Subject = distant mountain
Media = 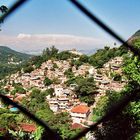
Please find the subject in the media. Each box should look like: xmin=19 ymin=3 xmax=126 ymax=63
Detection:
xmin=0 ymin=46 xmax=32 ymax=63
xmin=132 ymin=30 xmax=140 ymax=38
xmin=0 ymin=46 xmax=32 ymax=79
xmin=128 ymin=30 xmax=140 ymax=44
xmin=78 ymin=49 xmax=97 ymax=55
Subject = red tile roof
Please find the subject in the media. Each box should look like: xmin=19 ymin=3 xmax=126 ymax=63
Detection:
xmin=14 ymin=94 xmax=26 ymax=102
xmin=0 ymin=128 xmax=6 ymax=132
xmin=20 ymin=123 xmax=36 ymax=133
xmin=71 ymin=123 xmax=85 ymax=129
xmin=71 ymin=105 xmax=90 ymax=114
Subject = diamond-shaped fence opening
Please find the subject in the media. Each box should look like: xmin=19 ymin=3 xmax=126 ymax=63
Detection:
xmin=0 ymin=0 xmax=139 ymax=140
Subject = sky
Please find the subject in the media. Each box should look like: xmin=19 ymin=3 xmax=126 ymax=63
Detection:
xmin=0 ymin=0 xmax=140 ymax=54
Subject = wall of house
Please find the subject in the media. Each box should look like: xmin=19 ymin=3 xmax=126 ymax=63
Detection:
xmin=50 ymin=105 xmax=59 ymax=112
xmin=70 ymin=112 xmax=87 ymax=119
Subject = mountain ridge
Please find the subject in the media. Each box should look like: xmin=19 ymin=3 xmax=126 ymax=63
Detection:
xmin=0 ymin=46 xmax=32 ymax=63
xmin=0 ymin=46 xmax=32 ymax=79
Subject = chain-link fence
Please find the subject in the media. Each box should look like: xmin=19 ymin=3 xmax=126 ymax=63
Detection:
xmin=0 ymin=0 xmax=139 ymax=140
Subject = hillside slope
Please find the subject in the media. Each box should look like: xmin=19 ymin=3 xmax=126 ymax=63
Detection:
xmin=0 ymin=46 xmax=31 ymax=63
xmin=89 ymin=30 xmax=140 ymax=68
xmin=0 ymin=46 xmax=32 ymax=79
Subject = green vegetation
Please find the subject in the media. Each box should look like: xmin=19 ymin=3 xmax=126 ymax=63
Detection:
xmin=56 ymin=51 xmax=78 ymax=60
xmin=93 ymin=37 xmax=140 ymax=139
xmin=110 ymin=72 xmax=122 ymax=81
xmin=0 ymin=46 xmax=31 ymax=79
xmin=0 ymin=64 xmax=20 ymax=79
xmin=0 ymin=46 xmax=31 ymax=63
xmin=0 ymin=108 xmax=17 ymax=130
xmin=70 ymin=59 xmax=83 ymax=68
xmin=1 ymin=30 xmax=140 ymax=139
xmin=11 ymin=83 xmax=26 ymax=95
xmin=23 ymin=65 xmax=34 ymax=73
xmin=26 ymin=46 xmax=79 ymax=70
xmin=53 ymin=63 xmax=58 ymax=69
xmin=89 ymin=46 xmax=127 ymax=68
xmin=64 ymin=68 xmax=74 ymax=78
xmin=132 ymin=30 xmax=140 ymax=38
xmin=44 ymin=77 xmax=53 ymax=86
xmin=21 ymin=88 xmax=80 ymax=139
xmin=66 ymin=76 xmax=97 ymax=105
xmin=75 ymin=77 xmax=97 ymax=105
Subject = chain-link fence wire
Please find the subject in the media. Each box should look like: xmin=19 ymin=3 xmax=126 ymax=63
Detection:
xmin=0 ymin=0 xmax=139 ymax=140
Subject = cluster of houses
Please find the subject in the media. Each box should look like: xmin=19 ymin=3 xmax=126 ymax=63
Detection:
xmin=103 ymin=56 xmax=123 ymax=73
xmin=7 ymin=57 xmax=22 ymax=65
xmin=8 ymin=58 xmax=91 ymax=90
xmin=46 ymin=85 xmax=91 ymax=124
xmin=89 ymin=57 xmax=125 ymax=92
xmin=0 ymin=55 xmax=126 ymax=128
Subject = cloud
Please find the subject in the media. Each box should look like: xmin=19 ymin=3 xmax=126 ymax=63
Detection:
xmin=0 ymin=33 xmax=107 ymax=54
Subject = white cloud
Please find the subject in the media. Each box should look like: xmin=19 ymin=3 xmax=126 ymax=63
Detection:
xmin=17 ymin=34 xmax=31 ymax=39
xmin=0 ymin=33 xmax=107 ymax=54
xmin=16 ymin=33 xmax=104 ymax=45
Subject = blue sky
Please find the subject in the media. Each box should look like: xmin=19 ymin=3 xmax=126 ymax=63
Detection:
xmin=0 ymin=0 xmax=140 ymax=53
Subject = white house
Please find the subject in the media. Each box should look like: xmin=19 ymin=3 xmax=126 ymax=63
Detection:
xmin=70 ymin=104 xmax=90 ymax=123
xmin=58 ymin=96 xmax=69 ymax=110
xmin=54 ymin=87 xmax=64 ymax=97
xmin=48 ymin=98 xmax=59 ymax=112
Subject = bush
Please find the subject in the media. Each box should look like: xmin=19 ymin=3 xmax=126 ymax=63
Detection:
xmin=23 ymin=65 xmax=34 ymax=73
xmin=44 ymin=77 xmax=53 ymax=86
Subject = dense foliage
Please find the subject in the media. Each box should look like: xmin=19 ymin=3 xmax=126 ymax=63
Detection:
xmin=0 ymin=46 xmax=31 ymax=79
xmin=89 ymin=46 xmax=127 ymax=68
xmin=64 ymin=68 xmax=74 ymax=78
xmin=66 ymin=76 xmax=97 ymax=105
xmin=0 ymin=46 xmax=31 ymax=63
xmin=21 ymin=88 xmax=81 ymax=139
xmin=1 ymin=29 xmax=140 ymax=139
xmin=93 ymin=37 xmax=140 ymax=139
xmin=44 ymin=77 xmax=53 ymax=86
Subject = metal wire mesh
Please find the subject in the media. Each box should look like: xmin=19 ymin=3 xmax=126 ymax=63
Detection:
xmin=0 ymin=0 xmax=139 ymax=140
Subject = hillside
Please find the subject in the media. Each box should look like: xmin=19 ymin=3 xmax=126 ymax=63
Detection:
xmin=132 ymin=30 xmax=140 ymax=38
xmin=0 ymin=31 xmax=140 ymax=139
xmin=127 ymin=30 xmax=140 ymax=45
xmin=89 ymin=29 xmax=140 ymax=68
xmin=0 ymin=46 xmax=32 ymax=79
xmin=0 ymin=46 xmax=31 ymax=63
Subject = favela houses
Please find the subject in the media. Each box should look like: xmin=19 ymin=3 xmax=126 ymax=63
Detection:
xmin=0 ymin=1 xmax=140 ymax=140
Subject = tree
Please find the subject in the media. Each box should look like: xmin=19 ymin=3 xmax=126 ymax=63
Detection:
xmin=79 ymin=55 xmax=89 ymax=63
xmin=53 ymin=63 xmax=58 ymax=69
xmin=33 ymin=126 xmax=44 ymax=140
xmin=75 ymin=77 xmax=97 ymax=105
xmin=0 ymin=108 xmax=18 ymax=136
xmin=56 ymin=51 xmax=78 ymax=60
xmin=44 ymin=77 xmax=52 ymax=86
xmin=64 ymin=68 xmax=74 ymax=78
xmin=42 ymin=46 xmax=58 ymax=59
xmin=22 ymin=88 xmax=51 ymax=113
xmin=89 ymin=46 xmax=126 ymax=68
xmin=93 ymin=38 xmax=140 ymax=139
xmin=11 ymin=85 xmax=26 ymax=95
xmin=93 ymin=88 xmax=138 ymax=140
xmin=23 ymin=65 xmax=34 ymax=73
xmin=113 ymin=73 xmax=122 ymax=81
xmin=41 ymin=88 xmax=54 ymax=97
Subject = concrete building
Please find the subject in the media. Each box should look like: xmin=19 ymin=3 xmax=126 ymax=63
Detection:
xmin=70 ymin=104 xmax=90 ymax=123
